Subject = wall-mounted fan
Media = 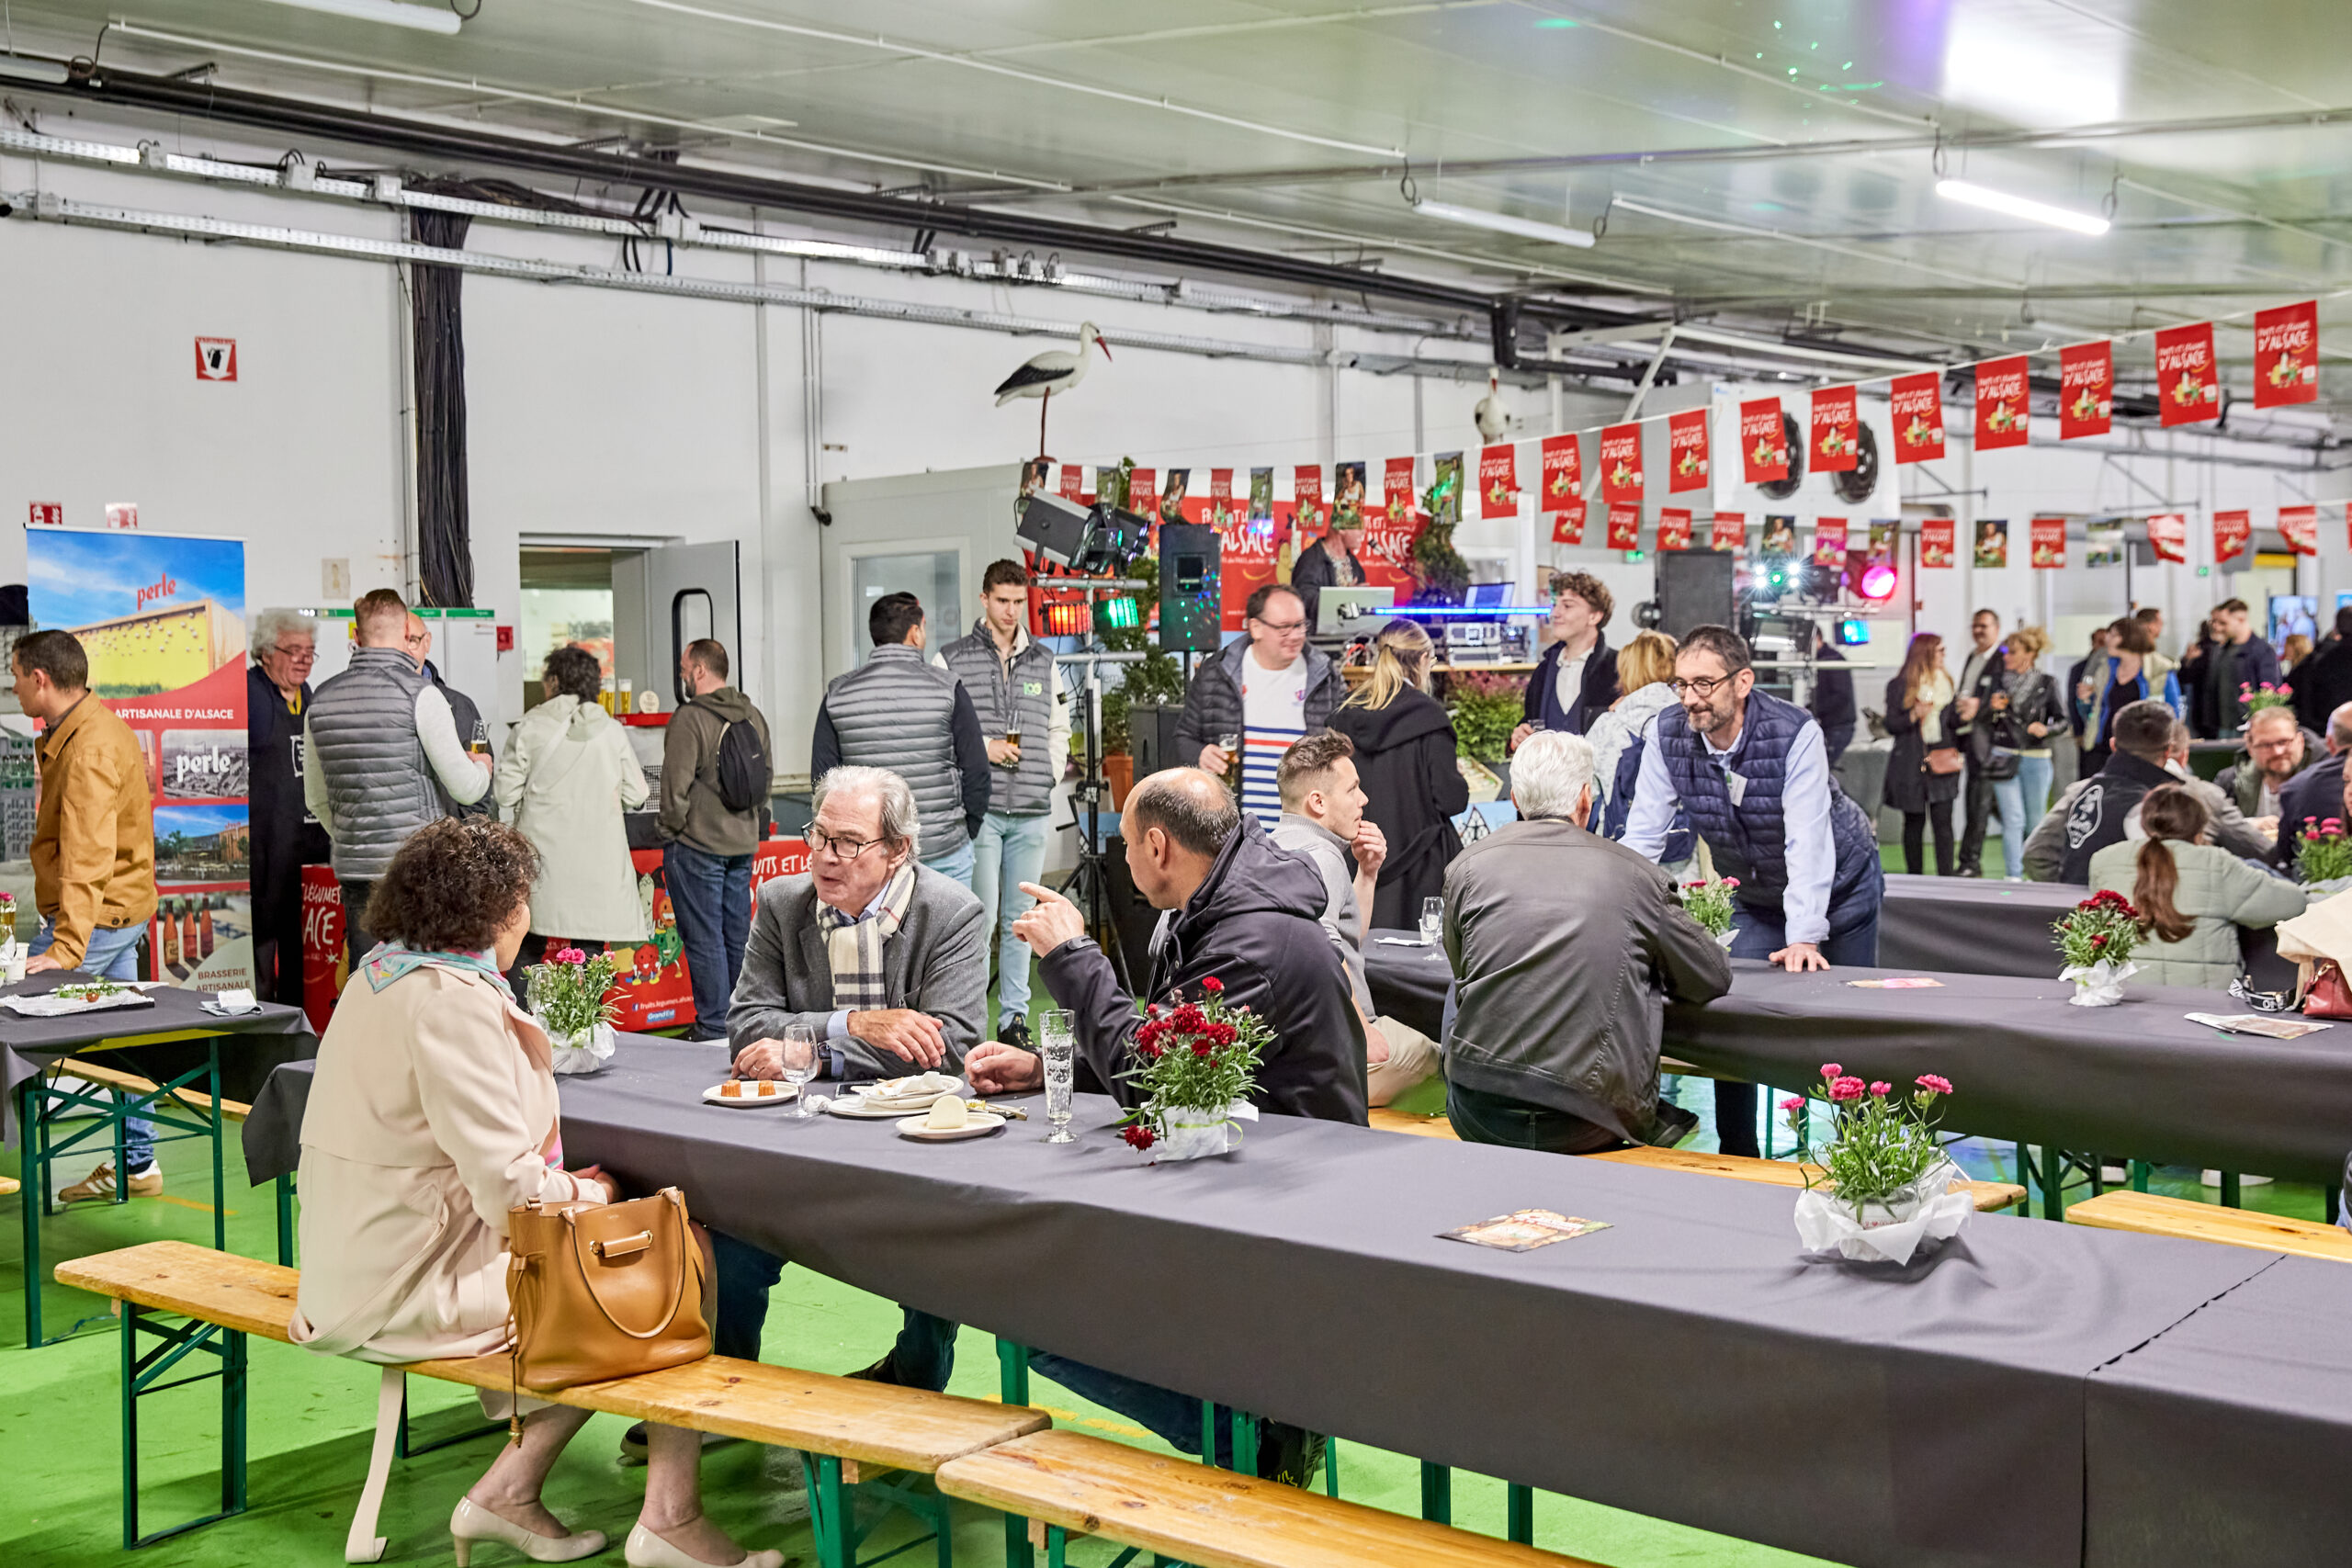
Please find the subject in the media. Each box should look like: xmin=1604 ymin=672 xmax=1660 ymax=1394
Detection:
xmin=1756 ymin=410 xmax=1804 ymax=501
xmin=1832 ymin=422 xmax=1881 ymax=505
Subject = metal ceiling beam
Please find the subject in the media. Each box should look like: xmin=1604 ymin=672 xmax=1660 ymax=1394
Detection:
xmin=18 ymin=63 xmax=1644 ymax=323
xmin=944 ymin=104 xmax=2352 ymax=204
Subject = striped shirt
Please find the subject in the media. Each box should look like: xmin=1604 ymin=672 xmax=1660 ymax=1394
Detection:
xmin=1238 ymin=650 xmax=1309 ymax=822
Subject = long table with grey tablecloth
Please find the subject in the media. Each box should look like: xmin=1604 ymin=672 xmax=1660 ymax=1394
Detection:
xmin=3 ymin=977 xmax=314 ymax=1145
xmin=241 ymin=1038 xmax=2352 ymax=1568
xmin=1877 ymin=872 xmax=2301 ymax=991
xmin=1667 ymin=960 xmax=2352 ymax=1184
xmin=1362 ymin=928 xmax=1452 ymax=1040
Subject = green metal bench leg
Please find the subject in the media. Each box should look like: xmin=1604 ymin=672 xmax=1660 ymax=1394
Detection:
xmin=999 ymin=1340 xmax=1034 ymax=1568
xmin=808 ymin=1454 xmax=854 ymax=1568
xmin=21 ymin=1077 xmax=42 ymax=1348
xmin=1045 ymin=1523 xmax=1068 ymax=1568
xmin=2046 ymin=1149 xmax=2068 ymax=1221
xmin=119 ymin=1301 xmax=248 ymax=1549
xmin=1419 ymin=1461 xmax=1452 ymax=1524
xmin=1323 ymin=1437 xmax=1339 ymax=1497
xmin=2221 ymin=1172 xmax=2242 ymax=1208
xmin=2329 ymin=1185 xmax=2342 ymax=1224
xmin=2131 ymin=1160 xmax=2151 ymax=1193
xmin=1507 ymin=1483 xmax=1533 ymax=1543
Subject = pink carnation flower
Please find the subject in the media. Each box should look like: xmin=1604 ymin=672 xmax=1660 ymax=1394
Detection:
xmin=1779 ymin=1096 xmax=1806 ymax=1112
xmin=1828 ymin=1076 xmax=1866 ymax=1102
xmin=1916 ymin=1073 xmax=1954 ymax=1096
xmin=1819 ymin=1062 xmax=1843 ymax=1079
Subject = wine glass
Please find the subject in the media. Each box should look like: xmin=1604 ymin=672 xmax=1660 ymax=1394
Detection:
xmin=781 ymin=1021 xmax=820 ymax=1119
xmin=1419 ymin=897 xmax=1445 ymax=948
xmin=1039 ymin=1010 xmax=1076 ymax=1145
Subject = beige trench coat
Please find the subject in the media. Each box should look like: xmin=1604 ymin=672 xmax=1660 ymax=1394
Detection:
xmin=290 ymin=961 xmax=593 ymax=1365
xmin=495 ymin=694 xmax=651 ymax=943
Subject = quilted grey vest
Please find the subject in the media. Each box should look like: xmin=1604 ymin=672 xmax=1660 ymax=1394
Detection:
xmin=938 ymin=623 xmax=1057 ymax=817
xmin=308 ymin=646 xmax=437 ymax=880
xmin=824 ymin=644 xmax=965 ymax=858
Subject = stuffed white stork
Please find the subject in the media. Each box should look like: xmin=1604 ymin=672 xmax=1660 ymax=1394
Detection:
xmin=1474 ymin=367 xmax=1513 ymax=443
xmin=995 ymin=321 xmax=1111 ymax=455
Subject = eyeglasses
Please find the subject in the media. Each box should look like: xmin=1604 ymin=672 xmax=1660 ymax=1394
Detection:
xmin=270 ymin=643 xmax=316 ymax=661
xmin=1667 ymin=674 xmax=1736 ymax=697
xmin=807 ymin=825 xmax=886 ymax=861
xmin=2228 ymin=976 xmax=2294 ymax=1013
xmin=1253 ymin=618 xmax=1307 ymax=635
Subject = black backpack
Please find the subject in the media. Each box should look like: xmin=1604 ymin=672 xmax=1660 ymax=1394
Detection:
xmin=708 ymin=710 xmax=769 ymax=814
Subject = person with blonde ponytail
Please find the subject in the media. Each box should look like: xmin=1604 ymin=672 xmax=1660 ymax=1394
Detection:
xmin=2086 ymin=783 xmax=2304 ymax=989
xmin=1331 ymin=619 xmax=1470 ymax=927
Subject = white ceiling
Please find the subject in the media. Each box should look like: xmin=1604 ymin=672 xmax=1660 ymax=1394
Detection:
xmin=8 ymin=0 xmax=2352 ymax=409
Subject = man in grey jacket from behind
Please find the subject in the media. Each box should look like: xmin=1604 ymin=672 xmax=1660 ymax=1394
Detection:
xmin=1443 ymin=730 xmax=1733 ymax=1152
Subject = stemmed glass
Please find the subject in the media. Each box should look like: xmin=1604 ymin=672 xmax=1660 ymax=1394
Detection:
xmin=1419 ymin=897 xmax=1445 ymax=948
xmin=781 ymin=1021 xmax=820 ymax=1119
xmin=1039 ymin=1010 xmax=1076 ymax=1145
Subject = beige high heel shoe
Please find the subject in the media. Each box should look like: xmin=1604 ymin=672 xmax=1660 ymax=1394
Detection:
xmin=450 ymin=1496 xmax=609 ymax=1565
xmin=624 ymin=1521 xmax=784 ymax=1568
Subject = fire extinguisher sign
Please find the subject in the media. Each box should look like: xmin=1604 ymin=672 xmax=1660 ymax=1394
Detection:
xmin=195 ymin=337 xmax=238 ymax=381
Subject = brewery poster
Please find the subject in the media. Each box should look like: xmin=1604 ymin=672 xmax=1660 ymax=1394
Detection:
xmin=27 ymin=527 xmax=251 ymax=989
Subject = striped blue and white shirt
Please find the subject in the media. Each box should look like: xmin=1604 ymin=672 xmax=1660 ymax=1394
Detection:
xmin=1237 ymin=650 xmax=1309 ymax=822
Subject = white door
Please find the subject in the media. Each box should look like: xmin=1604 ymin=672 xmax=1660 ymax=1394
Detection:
xmin=614 ymin=541 xmax=742 ymax=709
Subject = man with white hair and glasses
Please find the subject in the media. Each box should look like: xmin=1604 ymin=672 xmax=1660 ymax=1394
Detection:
xmin=249 ymin=609 xmax=330 ymax=1005
xmin=1442 ymin=732 xmax=1731 ymax=1152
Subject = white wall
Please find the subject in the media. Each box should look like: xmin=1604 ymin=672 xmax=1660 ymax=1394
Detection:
xmin=6 ymin=116 xmax=2340 ymax=759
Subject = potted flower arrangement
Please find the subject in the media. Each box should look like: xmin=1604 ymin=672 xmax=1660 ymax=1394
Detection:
xmin=2295 ymin=817 xmax=2352 ymax=893
xmin=0 ymin=890 xmax=20 ymax=982
xmin=1117 ymin=976 xmax=1269 ymax=1163
xmin=2052 ymin=888 xmax=2141 ymax=1007
xmin=1679 ymin=875 xmax=1741 ymax=949
xmin=2241 ymin=681 xmax=2293 ymax=716
xmin=526 ymin=945 xmax=622 ymax=1074
xmin=1787 ymin=1065 xmax=1971 ymax=1265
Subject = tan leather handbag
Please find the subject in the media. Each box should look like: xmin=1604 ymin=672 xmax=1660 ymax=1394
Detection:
xmin=507 ymin=1187 xmax=710 ymax=1395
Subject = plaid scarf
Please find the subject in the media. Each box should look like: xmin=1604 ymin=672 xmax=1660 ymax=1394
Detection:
xmin=816 ymin=863 xmax=917 ymax=1010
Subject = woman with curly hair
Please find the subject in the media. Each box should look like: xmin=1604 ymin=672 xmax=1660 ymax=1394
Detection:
xmin=291 ymin=818 xmax=778 ymax=1568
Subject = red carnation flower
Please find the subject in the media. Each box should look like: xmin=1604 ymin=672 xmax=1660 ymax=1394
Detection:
xmin=1121 ymin=1124 xmax=1156 ymax=1151
xmin=1201 ymin=976 xmax=1225 ymax=994
xmin=1192 ymin=1041 xmax=1213 ymax=1057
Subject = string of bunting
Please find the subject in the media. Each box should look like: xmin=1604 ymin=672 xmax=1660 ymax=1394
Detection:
xmin=1050 ymin=298 xmax=2333 ymax=578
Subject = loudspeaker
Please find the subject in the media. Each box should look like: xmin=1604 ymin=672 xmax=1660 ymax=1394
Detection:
xmin=1157 ymin=522 xmax=1223 ymax=653
xmin=1130 ymin=700 xmax=1189 ymax=780
xmin=1656 ymin=549 xmax=1736 ymax=642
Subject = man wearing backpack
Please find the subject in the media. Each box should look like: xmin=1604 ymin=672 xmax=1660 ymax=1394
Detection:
xmin=662 ymin=638 xmax=774 ymax=1042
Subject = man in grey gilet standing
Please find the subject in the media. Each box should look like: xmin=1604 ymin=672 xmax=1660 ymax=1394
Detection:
xmin=814 ymin=592 xmax=992 ymax=890
xmin=933 ymin=561 xmax=1068 ymax=1044
xmin=304 ymin=588 xmax=492 ymax=962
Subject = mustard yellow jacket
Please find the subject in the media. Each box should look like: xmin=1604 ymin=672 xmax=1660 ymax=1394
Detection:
xmin=34 ymin=695 xmax=158 ymax=966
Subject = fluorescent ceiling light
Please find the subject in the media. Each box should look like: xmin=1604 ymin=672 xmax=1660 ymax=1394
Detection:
xmin=0 ymin=55 xmax=71 ymax=84
xmin=1411 ymin=197 xmax=1596 ymax=250
xmin=1935 ymin=179 xmax=2109 ymax=237
xmin=255 ymin=0 xmax=462 ymax=35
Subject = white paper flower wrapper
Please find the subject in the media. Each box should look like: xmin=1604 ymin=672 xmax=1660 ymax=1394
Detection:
xmin=1148 ymin=1100 xmax=1258 ymax=1163
xmin=1713 ymin=928 xmax=1738 ymax=951
xmin=548 ymin=1021 xmax=617 ymax=1076
xmin=1793 ymin=1157 xmax=1973 ymax=1265
xmin=2060 ymin=958 xmax=2138 ymax=1007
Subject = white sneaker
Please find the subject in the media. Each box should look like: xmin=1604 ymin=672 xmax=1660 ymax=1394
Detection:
xmin=2199 ymin=1170 xmax=2275 ymax=1188
xmin=2100 ymin=1165 xmax=2127 ymax=1183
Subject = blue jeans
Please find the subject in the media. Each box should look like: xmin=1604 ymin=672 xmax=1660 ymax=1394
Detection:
xmin=1027 ymin=1353 xmax=1252 ymax=1467
xmin=1990 ymin=755 xmax=2054 ymax=879
xmin=1715 ymin=881 xmax=1883 ymax=1157
xmin=664 ymin=842 xmax=752 ymax=1040
xmin=35 ymin=919 xmax=154 ymax=1169
xmin=922 ymin=835 xmax=976 ymax=890
xmin=712 ymin=1230 xmax=957 ymax=1389
xmin=971 ymin=811 xmax=1050 ymax=1016
xmin=1445 ymin=1079 xmax=1620 ymax=1155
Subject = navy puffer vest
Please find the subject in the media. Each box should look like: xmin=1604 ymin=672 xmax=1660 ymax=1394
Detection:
xmin=1656 ymin=692 xmax=1878 ymax=908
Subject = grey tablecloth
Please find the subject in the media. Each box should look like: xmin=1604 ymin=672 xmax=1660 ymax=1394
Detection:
xmin=244 ymin=1040 xmax=2296 ymax=1568
xmin=2086 ymin=1255 xmax=2352 ymax=1567
xmin=1877 ymin=874 xmax=2300 ymax=991
xmin=1362 ymin=928 xmax=1452 ymax=1040
xmin=1668 ymin=962 xmax=2352 ymax=1183
xmin=2 ymin=976 xmax=314 ymax=1145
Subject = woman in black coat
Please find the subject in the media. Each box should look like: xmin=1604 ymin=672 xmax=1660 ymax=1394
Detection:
xmin=1882 ymin=631 xmax=1963 ymax=875
xmin=1329 ymin=619 xmax=1470 ymax=929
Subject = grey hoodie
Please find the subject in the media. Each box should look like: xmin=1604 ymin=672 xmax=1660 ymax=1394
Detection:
xmin=659 ymin=685 xmax=773 ymax=856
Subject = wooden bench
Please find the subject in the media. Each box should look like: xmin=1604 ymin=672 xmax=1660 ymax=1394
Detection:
xmin=2064 ymin=1190 xmax=2352 ymax=1262
xmin=0 ymin=1172 xmax=18 ymax=1197
xmin=1587 ymin=1145 xmax=2028 ymax=1213
xmin=938 ymin=1428 xmax=1607 ymax=1568
xmin=56 ymin=1057 xmax=254 ymax=1122
xmin=1366 ymin=1107 xmax=1453 ymax=1138
xmin=56 ymin=1240 xmax=1051 ymax=1566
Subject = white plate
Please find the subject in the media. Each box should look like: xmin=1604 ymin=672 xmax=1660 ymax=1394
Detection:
xmin=702 ymin=1081 xmax=799 ymax=1109
xmin=896 ymin=1112 xmax=1006 ymax=1143
xmin=830 ymin=1094 xmax=944 ymax=1120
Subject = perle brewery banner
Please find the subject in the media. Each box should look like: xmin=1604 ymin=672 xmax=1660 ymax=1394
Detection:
xmin=27 ymin=527 xmax=250 ymax=990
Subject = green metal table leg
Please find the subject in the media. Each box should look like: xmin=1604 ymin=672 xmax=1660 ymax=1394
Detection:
xmin=809 ymin=1454 xmax=854 ymax=1568
xmin=1199 ymin=1399 xmax=1218 ymax=1464
xmin=275 ymin=1174 xmax=295 ymax=1267
xmin=1323 ymin=1437 xmax=1339 ymax=1497
xmin=2220 ymin=1172 xmax=2242 ymax=1209
xmin=1507 ymin=1483 xmax=1534 ymax=1544
xmin=2044 ymin=1149 xmax=2068 ymax=1222
xmin=21 ymin=1077 xmax=42 ymax=1349
xmin=2130 ymin=1160 xmax=2151 ymax=1193
xmin=1419 ymin=1461 xmax=1452 ymax=1524
xmin=1229 ymin=1409 xmax=1259 ymax=1476
xmin=1045 ymin=1523 xmax=1068 ymax=1568
xmin=119 ymin=1301 xmax=140 ymax=1550
xmin=999 ymin=1341 xmax=1035 ymax=1568
xmin=2329 ymin=1185 xmax=2342 ymax=1224
xmin=221 ymin=1317 xmax=248 ymax=1519
xmin=2015 ymin=1142 xmax=2033 ymax=1215
xmin=208 ymin=1041 xmax=225 ymax=1253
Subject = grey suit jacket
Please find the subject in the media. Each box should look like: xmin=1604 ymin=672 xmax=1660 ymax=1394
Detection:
xmin=728 ymin=862 xmax=988 ymax=1080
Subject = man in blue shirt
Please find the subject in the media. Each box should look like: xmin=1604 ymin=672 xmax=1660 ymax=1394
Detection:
xmin=1623 ymin=626 xmax=1884 ymax=1156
